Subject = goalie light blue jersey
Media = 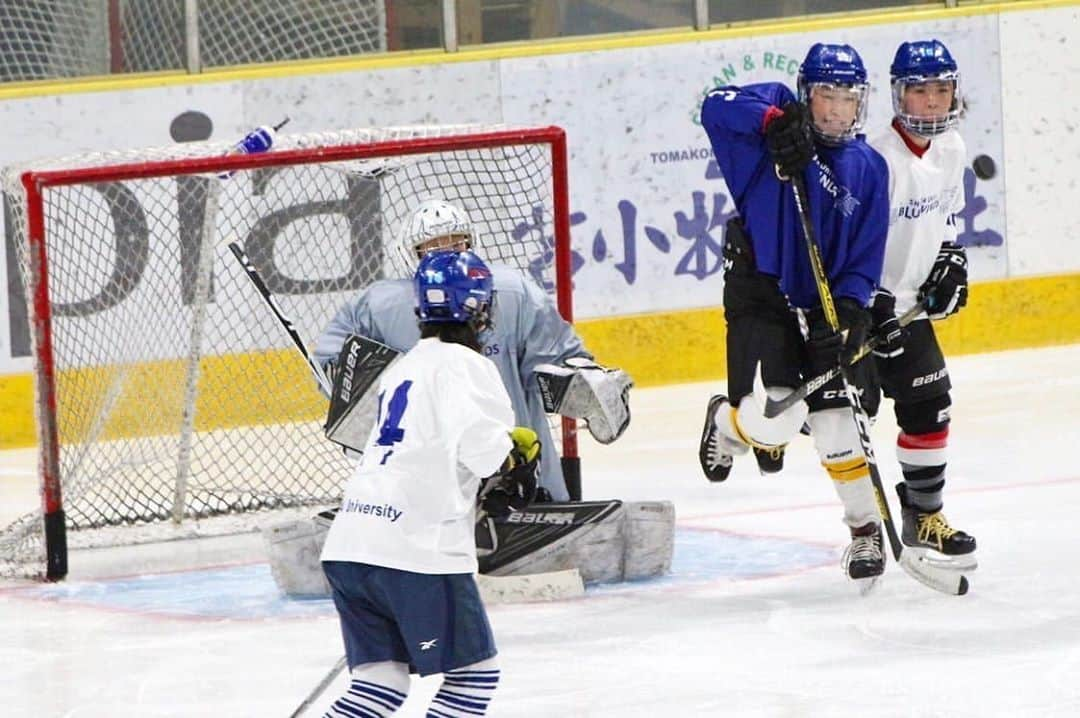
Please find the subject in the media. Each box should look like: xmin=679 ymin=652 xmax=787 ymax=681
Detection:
xmin=315 ymin=262 xmax=589 ymax=500
xmin=701 ymin=82 xmax=890 ymax=308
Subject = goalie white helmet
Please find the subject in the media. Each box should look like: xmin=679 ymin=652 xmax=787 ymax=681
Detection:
xmin=393 ymin=199 xmax=477 ymax=276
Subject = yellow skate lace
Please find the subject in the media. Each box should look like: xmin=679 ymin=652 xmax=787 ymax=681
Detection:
xmin=917 ymin=512 xmax=958 ymax=551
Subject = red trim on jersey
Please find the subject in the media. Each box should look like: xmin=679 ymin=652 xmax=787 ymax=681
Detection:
xmin=762 ymin=105 xmax=785 ymax=133
xmin=892 ymin=118 xmax=930 ymax=158
xmin=898 ymin=429 xmax=949 ymax=450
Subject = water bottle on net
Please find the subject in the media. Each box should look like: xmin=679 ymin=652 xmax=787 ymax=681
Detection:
xmin=217 ymin=117 xmax=290 ymax=180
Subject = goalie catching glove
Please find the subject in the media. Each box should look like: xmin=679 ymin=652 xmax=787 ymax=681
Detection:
xmin=479 ymin=427 xmax=540 ymax=517
xmin=535 ymin=357 xmax=633 ymax=444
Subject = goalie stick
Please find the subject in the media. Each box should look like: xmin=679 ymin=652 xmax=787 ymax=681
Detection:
xmin=227 ymin=241 xmax=332 ymax=395
xmin=790 ymin=174 xmax=968 ymax=597
xmin=763 ymin=300 xmax=927 ymax=418
xmin=229 ymin=242 xmax=398 ymax=451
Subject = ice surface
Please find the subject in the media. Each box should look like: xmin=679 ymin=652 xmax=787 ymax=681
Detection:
xmin=2 ymin=344 xmax=1079 ymax=717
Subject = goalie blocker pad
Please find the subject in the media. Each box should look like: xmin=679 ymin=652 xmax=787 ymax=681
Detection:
xmin=324 ymin=334 xmax=400 ymax=452
xmin=262 ymin=500 xmax=674 ymax=599
xmin=535 ymin=358 xmax=633 ymax=444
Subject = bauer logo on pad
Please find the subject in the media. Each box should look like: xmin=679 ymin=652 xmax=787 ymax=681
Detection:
xmin=324 ymin=335 xmax=401 ymax=452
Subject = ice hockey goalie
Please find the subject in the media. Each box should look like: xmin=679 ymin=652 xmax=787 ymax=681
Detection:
xmin=262 ymin=334 xmax=671 ymax=599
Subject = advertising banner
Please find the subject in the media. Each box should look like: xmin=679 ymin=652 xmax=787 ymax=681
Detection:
xmin=0 ymin=15 xmax=1010 ymax=373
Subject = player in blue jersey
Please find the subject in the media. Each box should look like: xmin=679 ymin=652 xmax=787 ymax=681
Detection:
xmin=315 ymin=199 xmax=632 ymax=502
xmin=320 ymin=250 xmax=540 ymax=717
xmin=697 ymin=43 xmax=892 ymax=584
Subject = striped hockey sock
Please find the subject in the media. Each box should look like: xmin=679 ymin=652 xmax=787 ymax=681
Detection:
xmin=897 ymin=429 xmax=948 ymax=512
xmin=426 ymin=657 xmax=500 ymax=717
xmin=325 ymin=661 xmax=409 ymax=718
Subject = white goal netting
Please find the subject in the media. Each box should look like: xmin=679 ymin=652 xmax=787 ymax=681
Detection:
xmin=1 ymin=124 xmax=570 ymax=579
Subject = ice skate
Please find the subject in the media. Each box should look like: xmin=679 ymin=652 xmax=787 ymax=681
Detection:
xmin=753 ymin=445 xmax=786 ymax=475
xmin=843 ymin=522 xmax=886 ymax=595
xmin=897 ymin=484 xmax=977 ymax=571
xmin=698 ymin=394 xmax=747 ymax=482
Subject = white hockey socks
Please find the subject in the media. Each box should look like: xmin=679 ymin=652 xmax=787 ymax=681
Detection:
xmin=727 ymin=373 xmax=807 ymax=450
xmin=426 ymin=657 xmax=500 ymax=717
xmin=808 ymin=408 xmax=878 ymax=529
xmin=324 ymin=660 xmax=409 ymax=717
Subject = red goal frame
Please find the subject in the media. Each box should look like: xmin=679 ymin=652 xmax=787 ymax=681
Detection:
xmin=18 ymin=126 xmax=576 ymax=580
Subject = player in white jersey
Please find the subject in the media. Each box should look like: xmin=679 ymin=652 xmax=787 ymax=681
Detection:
xmin=315 ymin=199 xmax=632 ymax=502
xmin=320 ymin=250 xmax=540 ymax=717
xmin=868 ymin=39 xmax=976 ymax=568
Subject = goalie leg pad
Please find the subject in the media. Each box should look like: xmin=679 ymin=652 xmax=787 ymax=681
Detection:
xmin=479 ymin=500 xmax=674 ymax=584
xmin=266 ymin=501 xmax=676 ymax=598
xmin=623 ymin=501 xmax=676 ymax=580
xmin=262 ymin=511 xmax=334 ymax=598
xmin=535 ymin=358 xmax=633 ymax=444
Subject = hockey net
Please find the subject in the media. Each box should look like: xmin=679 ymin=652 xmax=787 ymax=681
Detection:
xmin=1 ymin=124 xmax=573 ymax=580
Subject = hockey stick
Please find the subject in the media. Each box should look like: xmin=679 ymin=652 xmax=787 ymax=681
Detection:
xmin=289 ymin=655 xmax=347 ymax=718
xmin=763 ymin=300 xmax=926 ymax=418
xmin=789 ymin=174 xmax=968 ymax=596
xmin=227 ymin=241 xmax=332 ymax=395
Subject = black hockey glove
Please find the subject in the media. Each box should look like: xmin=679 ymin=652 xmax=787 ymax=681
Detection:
xmin=919 ymin=243 xmax=968 ymax=320
xmin=805 ymin=297 xmax=871 ymax=373
xmin=480 ymin=428 xmax=540 ymax=518
xmin=869 ymin=288 xmax=909 ymax=359
xmin=764 ymin=102 xmax=815 ymax=180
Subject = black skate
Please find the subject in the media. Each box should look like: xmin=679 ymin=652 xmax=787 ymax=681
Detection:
xmin=843 ymin=522 xmax=886 ymax=594
xmin=698 ymin=394 xmax=745 ymax=482
xmin=897 ymin=484 xmax=977 ymax=571
xmin=753 ymin=445 xmax=785 ymax=475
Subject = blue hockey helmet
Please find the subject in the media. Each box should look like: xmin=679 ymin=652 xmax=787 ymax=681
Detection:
xmin=414 ymin=250 xmax=495 ymax=331
xmin=797 ymin=43 xmax=870 ymax=145
xmin=890 ymin=39 xmax=962 ymax=138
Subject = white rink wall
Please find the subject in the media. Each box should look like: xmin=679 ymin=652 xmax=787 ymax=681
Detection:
xmin=0 ymin=4 xmax=1077 ymax=374
xmin=999 ymin=4 xmax=1080 ymax=276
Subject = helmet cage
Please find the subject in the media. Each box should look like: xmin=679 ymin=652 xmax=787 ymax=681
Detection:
xmin=393 ymin=200 xmax=479 ymax=277
xmin=798 ymin=80 xmax=869 ymax=146
xmin=891 ymin=70 xmax=962 ymax=138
